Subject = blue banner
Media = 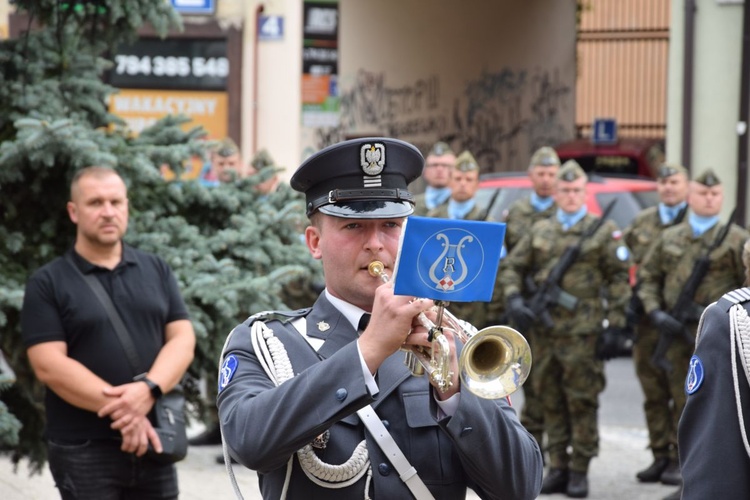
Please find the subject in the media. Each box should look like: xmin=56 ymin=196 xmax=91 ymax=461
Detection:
xmin=393 ymin=216 xmax=506 ymax=302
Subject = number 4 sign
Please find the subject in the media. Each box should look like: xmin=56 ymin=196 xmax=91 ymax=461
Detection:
xmin=258 ymin=15 xmax=284 ymax=41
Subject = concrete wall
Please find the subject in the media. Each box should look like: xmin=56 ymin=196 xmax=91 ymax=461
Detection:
xmin=667 ymin=0 xmax=744 ymax=218
xmin=301 ymin=0 xmax=577 ymax=173
xmin=239 ymin=0 xmax=577 ymax=176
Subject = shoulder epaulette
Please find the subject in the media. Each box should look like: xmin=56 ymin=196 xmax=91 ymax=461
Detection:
xmin=243 ymin=308 xmax=311 ymax=326
xmin=718 ymin=287 xmax=750 ymax=311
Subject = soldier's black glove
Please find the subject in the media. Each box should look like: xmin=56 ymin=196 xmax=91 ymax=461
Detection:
xmin=596 ymin=327 xmax=622 ymax=360
xmin=649 ymin=309 xmax=683 ymax=337
xmin=625 ymin=293 xmax=643 ymax=329
xmin=507 ymin=294 xmax=535 ymax=330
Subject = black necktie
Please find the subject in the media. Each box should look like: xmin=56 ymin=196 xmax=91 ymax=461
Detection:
xmin=358 ymin=313 xmax=371 ymax=333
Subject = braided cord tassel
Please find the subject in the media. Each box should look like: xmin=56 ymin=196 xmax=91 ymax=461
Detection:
xmin=729 ymin=304 xmax=750 ymax=459
xmin=251 ymin=320 xmax=372 ymax=499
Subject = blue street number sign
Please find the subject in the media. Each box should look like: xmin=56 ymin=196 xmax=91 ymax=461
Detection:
xmin=592 ymin=118 xmax=618 ymax=145
xmin=259 ymin=15 xmax=285 ymax=41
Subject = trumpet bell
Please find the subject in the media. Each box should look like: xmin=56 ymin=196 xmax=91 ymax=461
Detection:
xmin=459 ymin=325 xmax=532 ymax=399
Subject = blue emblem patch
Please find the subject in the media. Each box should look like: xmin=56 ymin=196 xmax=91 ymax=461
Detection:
xmin=616 ymin=245 xmax=629 ymax=261
xmin=219 ymin=355 xmax=238 ymax=392
xmin=685 ymin=355 xmax=704 ymax=395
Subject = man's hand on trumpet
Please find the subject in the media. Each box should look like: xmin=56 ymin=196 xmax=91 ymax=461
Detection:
xmin=358 ymin=280 xmax=460 ymax=400
xmin=403 ymin=305 xmax=461 ymax=400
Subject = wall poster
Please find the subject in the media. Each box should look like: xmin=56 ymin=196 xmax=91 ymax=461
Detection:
xmin=302 ymin=0 xmax=339 ymax=127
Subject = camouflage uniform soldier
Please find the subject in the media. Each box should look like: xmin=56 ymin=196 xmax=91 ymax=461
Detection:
xmin=413 ymin=141 xmax=455 ymax=216
xmin=496 ymin=146 xmax=561 ymax=452
xmin=637 ymin=168 xmax=749 ymax=498
xmin=500 ymin=160 xmax=633 ymax=498
xmin=428 ymin=150 xmax=488 ymax=220
xmin=429 ymin=150 xmax=491 ymax=330
xmin=623 ymin=164 xmax=689 ymax=485
xmin=504 ymin=146 xmax=561 ymax=249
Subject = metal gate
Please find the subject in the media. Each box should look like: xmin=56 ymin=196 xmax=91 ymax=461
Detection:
xmin=576 ymin=0 xmax=671 ymax=139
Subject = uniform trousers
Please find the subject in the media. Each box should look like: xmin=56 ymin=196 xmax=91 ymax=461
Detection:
xmin=520 ymin=327 xmax=545 ymax=448
xmin=47 ymin=437 xmax=178 ymax=500
xmin=633 ymin=320 xmax=685 ymax=461
xmin=633 ymin=321 xmax=695 ymax=461
xmin=534 ymin=334 xmax=604 ymax=473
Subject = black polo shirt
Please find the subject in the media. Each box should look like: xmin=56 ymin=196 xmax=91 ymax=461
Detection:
xmin=21 ymin=244 xmax=190 ymax=441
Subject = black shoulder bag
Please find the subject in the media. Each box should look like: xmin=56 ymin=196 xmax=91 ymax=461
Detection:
xmin=64 ymin=253 xmax=188 ymax=463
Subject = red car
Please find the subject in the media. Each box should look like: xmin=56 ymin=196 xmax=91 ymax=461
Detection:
xmin=555 ymin=137 xmax=665 ymax=179
xmin=476 ymin=172 xmax=659 ymax=229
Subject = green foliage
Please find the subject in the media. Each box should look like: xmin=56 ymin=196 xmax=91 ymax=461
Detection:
xmin=0 ymin=400 xmax=23 ymax=449
xmin=1 ymin=1 xmax=322 ymax=473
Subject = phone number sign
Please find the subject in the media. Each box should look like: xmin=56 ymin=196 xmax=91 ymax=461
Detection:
xmin=110 ymin=38 xmax=228 ymax=91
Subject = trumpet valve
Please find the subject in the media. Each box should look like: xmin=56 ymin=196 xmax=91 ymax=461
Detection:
xmin=404 ymin=350 xmax=425 ymax=376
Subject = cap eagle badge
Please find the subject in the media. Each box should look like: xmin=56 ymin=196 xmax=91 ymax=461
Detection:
xmin=360 ymin=143 xmax=386 ymax=176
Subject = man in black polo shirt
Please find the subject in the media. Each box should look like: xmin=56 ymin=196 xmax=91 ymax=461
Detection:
xmin=21 ymin=166 xmax=196 ymax=500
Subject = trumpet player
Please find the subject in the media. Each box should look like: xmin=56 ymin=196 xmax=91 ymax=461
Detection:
xmin=217 ymin=137 xmax=543 ymax=500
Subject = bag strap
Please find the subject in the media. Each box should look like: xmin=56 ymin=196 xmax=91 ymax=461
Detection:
xmin=63 ymin=252 xmax=144 ymax=376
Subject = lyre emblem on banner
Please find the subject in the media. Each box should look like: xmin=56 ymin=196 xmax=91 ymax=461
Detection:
xmin=427 ymin=233 xmax=475 ymax=291
xmin=394 ymin=216 xmax=505 ymax=303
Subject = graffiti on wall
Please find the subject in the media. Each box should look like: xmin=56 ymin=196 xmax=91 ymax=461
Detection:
xmin=450 ymin=67 xmax=572 ymax=170
xmin=312 ymin=66 xmax=572 ymax=172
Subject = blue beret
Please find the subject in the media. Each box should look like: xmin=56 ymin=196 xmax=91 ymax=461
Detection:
xmin=291 ymin=137 xmax=424 ymax=218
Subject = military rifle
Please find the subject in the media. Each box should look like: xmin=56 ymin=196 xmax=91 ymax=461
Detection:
xmin=524 ymin=199 xmax=618 ymax=328
xmin=627 ymin=202 xmax=689 ymax=329
xmin=481 ymin=187 xmax=502 ymax=222
xmin=651 ymin=208 xmax=737 ymax=372
xmin=672 ymin=203 xmax=689 ymax=226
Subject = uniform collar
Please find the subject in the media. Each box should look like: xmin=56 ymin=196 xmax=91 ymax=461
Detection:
xmin=324 ymin=289 xmax=368 ymax=331
xmin=447 ymin=198 xmax=476 ymax=219
xmin=556 ymin=206 xmax=588 ymax=231
xmin=424 ymin=186 xmax=451 ymax=210
xmin=530 ymin=192 xmax=554 ymax=212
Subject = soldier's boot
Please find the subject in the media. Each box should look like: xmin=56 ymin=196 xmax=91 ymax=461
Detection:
xmin=662 ymin=486 xmax=682 ymax=500
xmin=659 ymin=460 xmax=682 ymax=486
xmin=636 ymin=457 xmax=670 ymax=482
xmin=566 ymin=471 xmax=589 ymax=498
xmin=540 ymin=468 xmax=568 ymax=494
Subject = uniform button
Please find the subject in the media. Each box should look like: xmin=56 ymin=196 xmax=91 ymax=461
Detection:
xmin=381 ymin=419 xmax=390 ymax=430
xmin=335 ymin=388 xmax=348 ymax=401
xmin=378 ymin=463 xmax=391 ymax=476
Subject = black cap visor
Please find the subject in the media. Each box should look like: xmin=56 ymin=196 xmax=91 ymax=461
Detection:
xmin=319 ymin=200 xmax=414 ymax=219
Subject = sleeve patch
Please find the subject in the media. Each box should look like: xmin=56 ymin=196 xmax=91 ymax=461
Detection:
xmin=616 ymin=245 xmax=630 ymax=261
xmin=685 ymin=355 xmax=705 ymax=395
xmin=219 ymin=355 xmax=238 ymax=392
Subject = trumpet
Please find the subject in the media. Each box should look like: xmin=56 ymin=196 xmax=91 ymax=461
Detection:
xmin=367 ymin=261 xmax=532 ymax=399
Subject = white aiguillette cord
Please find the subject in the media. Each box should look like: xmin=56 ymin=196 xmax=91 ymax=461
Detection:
xmin=728 ymin=304 xmax=750 ymax=459
xmin=292 ymin=317 xmax=435 ymax=500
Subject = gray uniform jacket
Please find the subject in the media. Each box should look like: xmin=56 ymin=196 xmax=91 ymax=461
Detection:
xmin=217 ymin=293 xmax=543 ymax=500
xmin=678 ymin=289 xmax=750 ymax=499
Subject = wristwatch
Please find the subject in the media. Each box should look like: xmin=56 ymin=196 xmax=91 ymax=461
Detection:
xmin=134 ymin=373 xmax=162 ymax=399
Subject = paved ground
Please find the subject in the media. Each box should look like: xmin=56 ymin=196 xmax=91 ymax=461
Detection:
xmin=0 ymin=426 xmax=680 ymax=500
xmin=1 ymin=358 xmax=681 ymax=499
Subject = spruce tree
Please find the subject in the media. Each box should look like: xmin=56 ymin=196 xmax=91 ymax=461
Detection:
xmin=0 ymin=0 xmax=321 ymax=472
